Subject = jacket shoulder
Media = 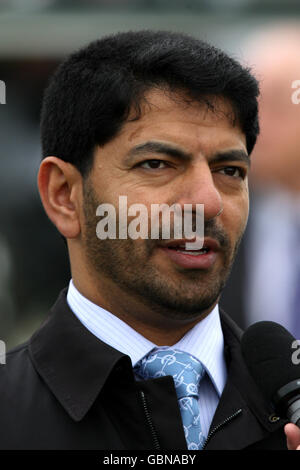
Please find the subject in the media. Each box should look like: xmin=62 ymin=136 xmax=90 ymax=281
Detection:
xmin=0 ymin=341 xmax=31 ymax=382
xmin=0 ymin=340 xmax=44 ymax=403
xmin=0 ymin=339 xmax=56 ymax=447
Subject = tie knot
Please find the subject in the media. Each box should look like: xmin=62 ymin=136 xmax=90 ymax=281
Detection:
xmin=134 ymin=348 xmax=205 ymax=399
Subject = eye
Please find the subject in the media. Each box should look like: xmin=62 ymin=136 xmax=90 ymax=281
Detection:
xmin=138 ymin=159 xmax=169 ymax=170
xmin=218 ymin=166 xmax=247 ymax=179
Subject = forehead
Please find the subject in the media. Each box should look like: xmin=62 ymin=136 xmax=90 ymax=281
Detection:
xmin=119 ymin=88 xmax=246 ymax=155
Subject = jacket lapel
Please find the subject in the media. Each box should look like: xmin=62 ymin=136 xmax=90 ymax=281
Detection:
xmin=205 ymin=310 xmax=287 ymax=450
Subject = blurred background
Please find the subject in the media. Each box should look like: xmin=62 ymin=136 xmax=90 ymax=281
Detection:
xmin=0 ymin=0 xmax=300 ymax=348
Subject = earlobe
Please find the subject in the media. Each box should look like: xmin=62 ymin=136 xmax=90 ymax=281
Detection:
xmin=37 ymin=156 xmax=81 ymax=239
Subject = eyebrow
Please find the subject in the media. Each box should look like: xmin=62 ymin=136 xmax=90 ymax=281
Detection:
xmin=211 ymin=149 xmax=251 ymax=168
xmin=125 ymin=141 xmax=193 ymax=163
xmin=125 ymin=140 xmax=250 ymax=168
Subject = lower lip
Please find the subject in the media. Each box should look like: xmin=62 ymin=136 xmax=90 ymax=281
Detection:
xmin=158 ymin=247 xmax=218 ymax=269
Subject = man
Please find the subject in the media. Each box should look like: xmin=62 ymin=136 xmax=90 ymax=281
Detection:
xmin=0 ymin=30 xmax=289 ymax=450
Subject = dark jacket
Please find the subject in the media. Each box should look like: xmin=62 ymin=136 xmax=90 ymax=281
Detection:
xmin=0 ymin=288 xmax=287 ymax=450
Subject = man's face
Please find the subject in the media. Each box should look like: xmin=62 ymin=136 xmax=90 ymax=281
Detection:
xmin=81 ymin=89 xmax=249 ymax=321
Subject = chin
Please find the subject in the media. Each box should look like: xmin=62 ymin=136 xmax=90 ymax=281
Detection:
xmin=146 ymin=290 xmax=221 ymax=318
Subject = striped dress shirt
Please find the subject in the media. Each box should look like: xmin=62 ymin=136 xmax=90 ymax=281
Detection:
xmin=67 ymin=279 xmax=227 ymax=438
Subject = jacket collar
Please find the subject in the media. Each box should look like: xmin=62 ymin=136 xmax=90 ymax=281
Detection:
xmin=29 ymin=288 xmax=286 ymax=440
xmin=29 ymin=288 xmax=134 ymax=422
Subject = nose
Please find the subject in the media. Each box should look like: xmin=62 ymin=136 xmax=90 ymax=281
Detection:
xmin=175 ymin=162 xmax=223 ymax=220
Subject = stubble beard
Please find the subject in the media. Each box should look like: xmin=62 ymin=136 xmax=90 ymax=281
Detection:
xmin=82 ymin=182 xmax=244 ymax=321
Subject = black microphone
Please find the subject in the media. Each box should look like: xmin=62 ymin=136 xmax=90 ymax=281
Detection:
xmin=241 ymin=321 xmax=300 ymax=426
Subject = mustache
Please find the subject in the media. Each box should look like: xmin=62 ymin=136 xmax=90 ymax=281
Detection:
xmin=144 ymin=218 xmax=230 ymax=250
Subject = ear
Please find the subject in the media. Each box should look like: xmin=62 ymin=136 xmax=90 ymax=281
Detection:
xmin=37 ymin=156 xmax=82 ymax=239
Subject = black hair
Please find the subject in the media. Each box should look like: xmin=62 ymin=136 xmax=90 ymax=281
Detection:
xmin=41 ymin=30 xmax=259 ymax=177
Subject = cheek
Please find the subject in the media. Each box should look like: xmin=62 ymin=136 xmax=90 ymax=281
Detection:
xmin=224 ymin=192 xmax=249 ymax=241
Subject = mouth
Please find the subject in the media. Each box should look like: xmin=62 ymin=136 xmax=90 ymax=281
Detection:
xmin=157 ymin=238 xmax=220 ymax=269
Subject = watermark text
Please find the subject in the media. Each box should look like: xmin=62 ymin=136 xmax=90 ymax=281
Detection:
xmin=96 ymin=196 xmax=205 ymax=250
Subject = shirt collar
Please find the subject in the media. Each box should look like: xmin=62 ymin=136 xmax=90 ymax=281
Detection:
xmin=67 ymin=279 xmax=156 ymax=365
xmin=67 ymin=279 xmax=227 ymax=397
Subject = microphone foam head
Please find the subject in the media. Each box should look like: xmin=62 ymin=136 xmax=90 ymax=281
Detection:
xmin=241 ymin=321 xmax=298 ymax=403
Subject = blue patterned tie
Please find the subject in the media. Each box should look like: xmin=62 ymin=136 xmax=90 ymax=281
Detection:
xmin=134 ymin=348 xmax=205 ymax=450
